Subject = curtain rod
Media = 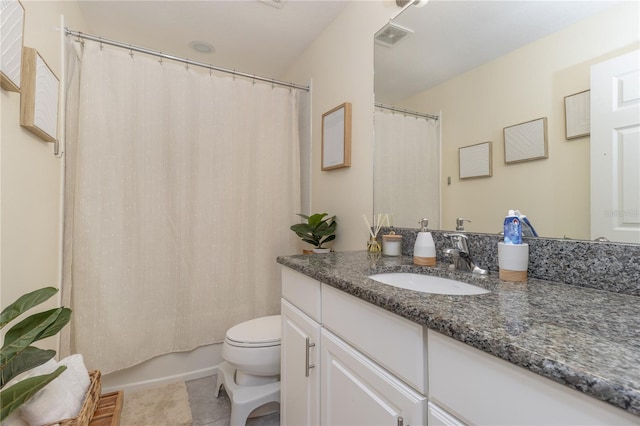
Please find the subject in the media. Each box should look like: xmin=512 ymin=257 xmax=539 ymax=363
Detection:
xmin=375 ymin=103 xmax=439 ymax=120
xmin=65 ymin=28 xmax=310 ymax=92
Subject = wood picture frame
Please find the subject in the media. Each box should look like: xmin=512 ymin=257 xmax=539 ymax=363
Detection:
xmin=459 ymin=141 xmax=492 ymax=179
xmin=0 ymin=0 xmax=25 ymax=92
xmin=20 ymin=47 xmax=59 ymax=142
xmin=322 ymin=102 xmax=352 ymax=170
xmin=564 ymin=90 xmax=590 ymax=139
xmin=503 ymin=117 xmax=548 ymax=164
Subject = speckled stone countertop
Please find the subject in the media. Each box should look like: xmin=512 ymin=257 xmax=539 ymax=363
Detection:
xmin=277 ymin=251 xmax=640 ymax=416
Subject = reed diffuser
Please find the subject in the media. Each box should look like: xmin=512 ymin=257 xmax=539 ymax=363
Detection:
xmin=362 ymin=213 xmax=388 ymax=253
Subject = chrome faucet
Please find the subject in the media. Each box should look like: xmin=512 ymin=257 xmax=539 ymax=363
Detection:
xmin=455 ymin=217 xmax=471 ymax=231
xmin=443 ymin=233 xmax=488 ymax=275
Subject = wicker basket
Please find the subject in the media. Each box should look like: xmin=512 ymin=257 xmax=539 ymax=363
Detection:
xmin=45 ymin=370 xmax=102 ymax=426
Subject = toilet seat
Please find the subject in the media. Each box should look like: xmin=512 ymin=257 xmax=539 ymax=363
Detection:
xmin=216 ymin=315 xmax=282 ymax=425
xmin=225 ymin=315 xmax=281 ymax=348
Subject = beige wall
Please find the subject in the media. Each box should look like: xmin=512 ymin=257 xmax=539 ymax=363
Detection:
xmin=1 ymin=1 xmax=87 ymax=350
xmin=398 ymin=2 xmax=639 ymax=240
xmin=284 ymin=0 xmax=398 ymax=251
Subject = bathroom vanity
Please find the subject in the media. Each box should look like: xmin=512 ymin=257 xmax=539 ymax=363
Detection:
xmin=278 ymin=251 xmax=640 ymax=425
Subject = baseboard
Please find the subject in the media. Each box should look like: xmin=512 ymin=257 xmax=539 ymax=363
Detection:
xmin=102 ymin=343 xmax=223 ymax=394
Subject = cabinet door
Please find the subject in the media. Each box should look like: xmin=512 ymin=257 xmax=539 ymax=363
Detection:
xmin=281 ymin=299 xmax=321 ymax=426
xmin=321 ymin=328 xmax=426 ymax=426
xmin=428 ymin=402 xmax=466 ymax=426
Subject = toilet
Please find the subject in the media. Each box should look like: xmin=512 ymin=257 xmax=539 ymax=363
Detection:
xmin=215 ymin=315 xmax=281 ymax=425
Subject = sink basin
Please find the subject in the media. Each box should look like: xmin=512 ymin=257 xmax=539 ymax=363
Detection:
xmin=368 ymin=273 xmax=490 ymax=295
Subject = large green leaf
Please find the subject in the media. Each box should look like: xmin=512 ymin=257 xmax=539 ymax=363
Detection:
xmin=0 ymin=347 xmax=55 ymax=388
xmin=0 ymin=288 xmax=58 ymax=329
xmin=0 ymin=309 xmax=61 ymax=370
xmin=2 ymin=308 xmax=69 ymax=349
xmin=0 ymin=365 xmax=66 ymax=421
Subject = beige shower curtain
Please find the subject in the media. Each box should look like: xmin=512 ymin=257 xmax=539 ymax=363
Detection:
xmin=62 ymin=40 xmax=301 ymax=373
xmin=374 ymin=108 xmax=440 ymax=228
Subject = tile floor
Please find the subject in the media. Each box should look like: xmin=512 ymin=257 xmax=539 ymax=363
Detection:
xmin=186 ymin=376 xmax=280 ymax=426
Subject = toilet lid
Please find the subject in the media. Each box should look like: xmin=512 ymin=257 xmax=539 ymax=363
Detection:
xmin=225 ymin=315 xmax=281 ymax=346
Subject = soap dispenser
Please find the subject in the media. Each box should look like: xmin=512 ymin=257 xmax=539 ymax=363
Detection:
xmin=414 ymin=218 xmax=436 ymax=266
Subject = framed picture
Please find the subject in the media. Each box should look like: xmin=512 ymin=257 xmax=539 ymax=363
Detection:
xmin=503 ymin=117 xmax=548 ymax=164
xmin=459 ymin=141 xmax=492 ymax=179
xmin=322 ymin=102 xmax=352 ymax=170
xmin=20 ymin=47 xmax=59 ymax=142
xmin=0 ymin=0 xmax=25 ymax=92
xmin=564 ymin=90 xmax=590 ymax=139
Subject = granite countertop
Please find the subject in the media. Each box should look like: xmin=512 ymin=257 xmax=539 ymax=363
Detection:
xmin=277 ymin=251 xmax=640 ymax=416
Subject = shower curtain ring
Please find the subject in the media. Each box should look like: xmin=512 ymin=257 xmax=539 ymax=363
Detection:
xmin=129 ymin=44 xmax=134 ymax=58
xmin=98 ymin=37 xmax=103 ymax=51
xmin=271 ymin=78 xmax=275 ymax=89
xmin=209 ymin=65 xmax=213 ymax=77
xmin=159 ymin=55 xmax=163 ymax=65
xmin=252 ymin=74 xmax=256 ymax=85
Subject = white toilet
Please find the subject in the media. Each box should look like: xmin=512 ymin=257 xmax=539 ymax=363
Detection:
xmin=215 ymin=315 xmax=281 ymax=425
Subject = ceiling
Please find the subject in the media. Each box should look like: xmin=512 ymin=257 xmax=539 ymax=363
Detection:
xmin=75 ymin=0 xmax=350 ymax=80
xmin=375 ymin=0 xmax=620 ymax=104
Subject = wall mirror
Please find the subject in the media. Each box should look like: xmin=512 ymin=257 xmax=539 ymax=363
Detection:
xmin=374 ymin=0 xmax=639 ymax=244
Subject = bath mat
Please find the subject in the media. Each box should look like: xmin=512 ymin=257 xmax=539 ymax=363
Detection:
xmin=120 ymin=381 xmax=192 ymax=425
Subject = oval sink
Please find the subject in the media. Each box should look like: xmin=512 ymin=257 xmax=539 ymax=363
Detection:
xmin=368 ymin=273 xmax=489 ymax=295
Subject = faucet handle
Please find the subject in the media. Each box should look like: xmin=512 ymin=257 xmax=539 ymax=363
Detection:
xmin=444 ymin=233 xmax=469 ymax=253
xmin=456 ymin=217 xmax=471 ymax=231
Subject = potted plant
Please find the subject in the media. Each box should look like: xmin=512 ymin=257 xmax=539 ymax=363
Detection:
xmin=290 ymin=213 xmax=337 ymax=253
xmin=0 ymin=287 xmax=72 ymax=421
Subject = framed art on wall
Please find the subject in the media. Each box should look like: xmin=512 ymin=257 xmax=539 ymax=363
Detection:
xmin=459 ymin=141 xmax=492 ymax=179
xmin=20 ymin=47 xmax=59 ymax=142
xmin=503 ymin=117 xmax=548 ymax=164
xmin=0 ymin=0 xmax=25 ymax=92
xmin=564 ymin=90 xmax=590 ymax=139
xmin=322 ymin=102 xmax=352 ymax=171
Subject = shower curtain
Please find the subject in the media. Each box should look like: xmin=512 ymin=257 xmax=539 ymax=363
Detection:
xmin=62 ymin=40 xmax=301 ymax=373
xmin=374 ymin=108 xmax=440 ymax=228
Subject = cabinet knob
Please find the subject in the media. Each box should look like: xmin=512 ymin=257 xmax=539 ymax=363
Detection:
xmin=305 ymin=337 xmax=316 ymax=378
xmin=397 ymin=416 xmax=404 ymax=426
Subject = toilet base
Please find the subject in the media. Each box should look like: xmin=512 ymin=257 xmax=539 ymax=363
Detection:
xmin=215 ymin=361 xmax=280 ymax=425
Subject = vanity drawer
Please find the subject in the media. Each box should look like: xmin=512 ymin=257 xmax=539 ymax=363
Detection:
xmin=321 ymin=284 xmax=427 ymax=393
xmin=281 ymin=266 xmax=321 ymax=322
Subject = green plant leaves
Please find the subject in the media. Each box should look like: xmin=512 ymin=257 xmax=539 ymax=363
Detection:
xmin=0 ymin=365 xmax=66 ymax=421
xmin=1 ymin=307 xmax=71 ymax=387
xmin=0 ymin=287 xmax=57 ymax=329
xmin=291 ymin=213 xmax=337 ymax=248
xmin=0 ymin=347 xmax=55 ymax=388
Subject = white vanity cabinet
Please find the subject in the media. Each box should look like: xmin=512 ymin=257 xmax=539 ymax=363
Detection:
xmin=428 ymin=329 xmax=638 ymax=425
xmin=281 ymin=268 xmax=321 ymax=425
xmin=281 ymin=267 xmax=427 ymax=426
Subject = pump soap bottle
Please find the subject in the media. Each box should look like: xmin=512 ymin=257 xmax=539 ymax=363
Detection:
xmin=414 ymin=218 xmax=436 ymax=266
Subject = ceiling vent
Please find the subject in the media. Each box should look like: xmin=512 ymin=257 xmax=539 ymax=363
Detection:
xmin=375 ymin=22 xmax=414 ymax=47
xmin=259 ymin=0 xmax=287 ymax=9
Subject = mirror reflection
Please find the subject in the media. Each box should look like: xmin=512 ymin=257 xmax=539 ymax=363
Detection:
xmin=374 ymin=1 xmax=639 ymax=243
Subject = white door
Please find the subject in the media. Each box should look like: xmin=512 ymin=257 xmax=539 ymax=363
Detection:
xmin=281 ymin=299 xmax=321 ymax=426
xmin=591 ymin=49 xmax=640 ymax=243
xmin=320 ymin=329 xmax=426 ymax=426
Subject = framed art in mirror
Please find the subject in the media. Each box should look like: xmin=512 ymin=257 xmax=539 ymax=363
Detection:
xmin=459 ymin=141 xmax=492 ymax=179
xmin=504 ymin=117 xmax=548 ymax=164
xmin=564 ymin=90 xmax=590 ymax=139
xmin=0 ymin=0 xmax=25 ymax=92
xmin=20 ymin=47 xmax=59 ymax=142
xmin=322 ymin=102 xmax=352 ymax=171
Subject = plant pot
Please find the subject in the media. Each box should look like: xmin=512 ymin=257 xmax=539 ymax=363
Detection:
xmin=312 ymin=248 xmax=331 ymax=254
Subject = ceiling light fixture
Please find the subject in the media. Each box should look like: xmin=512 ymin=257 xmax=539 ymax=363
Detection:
xmin=258 ymin=0 xmax=287 ymax=9
xmin=396 ymin=0 xmax=428 ymax=8
xmin=189 ymin=41 xmax=214 ymax=54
